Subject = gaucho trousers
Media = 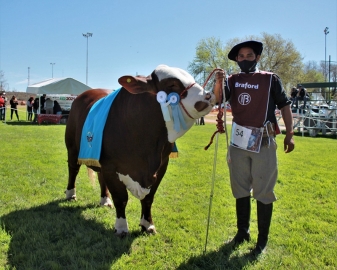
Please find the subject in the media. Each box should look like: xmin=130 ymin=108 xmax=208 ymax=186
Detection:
xmin=227 ymin=138 xmax=278 ymax=204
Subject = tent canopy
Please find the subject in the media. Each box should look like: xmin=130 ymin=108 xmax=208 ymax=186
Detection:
xmin=26 ymin=78 xmax=91 ymax=95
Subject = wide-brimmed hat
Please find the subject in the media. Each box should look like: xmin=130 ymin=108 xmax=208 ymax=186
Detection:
xmin=228 ymin=40 xmax=263 ymax=61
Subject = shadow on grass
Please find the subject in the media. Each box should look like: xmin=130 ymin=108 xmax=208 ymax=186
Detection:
xmin=1 ymin=200 xmax=142 ymax=269
xmin=3 ymin=121 xmax=66 ymax=126
xmin=176 ymin=243 xmax=259 ymax=270
xmin=281 ymin=130 xmax=337 ymax=140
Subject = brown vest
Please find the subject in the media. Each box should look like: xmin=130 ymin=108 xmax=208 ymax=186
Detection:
xmin=228 ymin=71 xmax=273 ymax=128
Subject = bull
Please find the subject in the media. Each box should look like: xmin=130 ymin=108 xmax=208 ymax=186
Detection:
xmin=65 ymin=64 xmax=215 ymax=236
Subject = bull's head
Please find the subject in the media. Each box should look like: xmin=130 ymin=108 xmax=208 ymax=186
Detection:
xmin=118 ymin=64 xmax=216 ymax=142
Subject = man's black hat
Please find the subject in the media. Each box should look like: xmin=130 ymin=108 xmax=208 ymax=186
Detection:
xmin=228 ymin=40 xmax=263 ymax=61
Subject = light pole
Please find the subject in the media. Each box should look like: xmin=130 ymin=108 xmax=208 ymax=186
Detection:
xmin=50 ymin=63 xmax=55 ymax=78
xmin=83 ymin=32 xmax=93 ymax=85
xmin=27 ymin=67 xmax=30 ymax=86
xmin=324 ymin=27 xmax=329 ymax=81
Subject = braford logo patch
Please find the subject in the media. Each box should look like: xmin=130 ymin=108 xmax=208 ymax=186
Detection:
xmin=238 ymin=93 xmax=251 ymax=105
xmin=235 ymin=82 xmax=259 ymax=89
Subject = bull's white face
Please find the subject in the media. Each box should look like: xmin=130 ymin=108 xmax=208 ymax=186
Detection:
xmin=154 ymin=65 xmax=216 ymax=142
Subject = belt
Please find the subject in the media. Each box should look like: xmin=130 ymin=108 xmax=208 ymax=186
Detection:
xmin=263 ymin=123 xmax=276 ymax=137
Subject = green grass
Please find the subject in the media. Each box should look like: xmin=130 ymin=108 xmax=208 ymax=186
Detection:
xmin=0 ymin=118 xmax=336 ymax=269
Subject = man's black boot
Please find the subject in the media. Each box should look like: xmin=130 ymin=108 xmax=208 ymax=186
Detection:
xmin=251 ymin=201 xmax=273 ymax=257
xmin=229 ymin=196 xmax=251 ymax=246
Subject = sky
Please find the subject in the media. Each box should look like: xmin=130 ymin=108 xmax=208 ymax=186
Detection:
xmin=0 ymin=0 xmax=336 ymax=92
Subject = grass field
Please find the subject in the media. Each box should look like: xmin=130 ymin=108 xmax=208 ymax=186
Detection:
xmin=0 ymin=112 xmax=336 ymax=269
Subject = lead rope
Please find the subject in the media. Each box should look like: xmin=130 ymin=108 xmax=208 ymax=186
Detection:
xmin=203 ymin=68 xmax=230 ymax=254
xmin=204 ymin=68 xmax=227 ymax=150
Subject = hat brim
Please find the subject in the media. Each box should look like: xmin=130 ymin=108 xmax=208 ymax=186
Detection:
xmin=228 ymin=41 xmax=263 ymax=61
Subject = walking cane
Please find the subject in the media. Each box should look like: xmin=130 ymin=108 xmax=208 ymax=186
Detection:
xmin=202 ymin=69 xmax=229 ymax=254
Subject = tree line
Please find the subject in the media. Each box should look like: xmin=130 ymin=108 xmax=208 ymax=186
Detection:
xmin=1 ymin=33 xmax=337 ymax=97
xmin=188 ymin=32 xmax=337 ymax=95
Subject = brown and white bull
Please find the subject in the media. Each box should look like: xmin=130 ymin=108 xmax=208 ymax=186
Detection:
xmin=65 ymin=64 xmax=215 ymax=235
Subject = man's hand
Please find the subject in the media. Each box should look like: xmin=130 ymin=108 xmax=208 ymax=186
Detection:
xmin=215 ymin=71 xmax=225 ymax=82
xmin=281 ymin=105 xmax=295 ymax=153
xmin=284 ymin=133 xmax=295 ymax=153
xmin=213 ymin=71 xmax=226 ymax=103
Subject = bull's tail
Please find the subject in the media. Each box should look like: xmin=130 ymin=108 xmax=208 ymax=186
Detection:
xmin=87 ymin=168 xmax=96 ymax=185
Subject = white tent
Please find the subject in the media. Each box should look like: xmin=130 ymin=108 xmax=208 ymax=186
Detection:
xmin=26 ymin=78 xmax=91 ymax=95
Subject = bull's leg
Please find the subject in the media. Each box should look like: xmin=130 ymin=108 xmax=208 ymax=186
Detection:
xmin=140 ymin=195 xmax=156 ymax=234
xmin=65 ymin=159 xmax=81 ymax=201
xmin=102 ymin=171 xmax=129 ymax=236
xmin=139 ymin=156 xmax=169 ymax=234
xmin=97 ymin=172 xmax=112 ymax=207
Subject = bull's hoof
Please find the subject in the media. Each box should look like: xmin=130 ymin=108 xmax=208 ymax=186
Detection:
xmin=114 ymin=229 xmax=128 ymax=238
xmin=100 ymin=196 xmax=113 ymax=207
xmin=65 ymin=189 xmax=76 ymax=201
xmin=140 ymin=225 xmax=157 ymax=234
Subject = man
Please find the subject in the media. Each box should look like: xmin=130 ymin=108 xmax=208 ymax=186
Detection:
xmin=44 ymin=98 xmax=54 ymax=114
xmin=295 ymin=84 xmax=307 ymax=109
xmin=213 ymin=40 xmax=295 ymax=257
xmin=290 ymin=87 xmax=298 ymax=107
xmin=0 ymin=94 xmax=5 ymax=120
xmin=40 ymin=94 xmax=46 ymax=114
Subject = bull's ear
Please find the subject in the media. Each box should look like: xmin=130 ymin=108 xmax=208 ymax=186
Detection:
xmin=118 ymin=75 xmax=153 ymax=94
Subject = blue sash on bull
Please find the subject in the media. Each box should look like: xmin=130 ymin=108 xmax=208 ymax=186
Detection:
xmin=78 ymin=88 xmax=121 ymax=167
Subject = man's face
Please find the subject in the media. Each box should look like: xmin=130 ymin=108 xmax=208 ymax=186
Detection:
xmin=236 ymin=47 xmax=260 ymax=62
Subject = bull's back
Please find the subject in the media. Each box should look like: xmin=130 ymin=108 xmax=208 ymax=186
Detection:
xmin=65 ymin=89 xmax=111 ymax=152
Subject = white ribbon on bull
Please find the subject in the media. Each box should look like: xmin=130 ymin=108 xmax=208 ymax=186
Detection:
xmin=157 ymin=91 xmax=187 ymax=132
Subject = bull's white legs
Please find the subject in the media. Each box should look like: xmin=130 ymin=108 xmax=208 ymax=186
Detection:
xmin=100 ymin=196 xmax=113 ymax=207
xmin=65 ymin=189 xmax=112 ymax=208
xmin=65 ymin=188 xmax=76 ymax=200
xmin=114 ymin=217 xmax=129 ymax=236
xmin=140 ymin=215 xmax=156 ymax=234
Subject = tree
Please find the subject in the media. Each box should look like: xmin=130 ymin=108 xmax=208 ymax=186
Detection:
xmin=256 ymin=33 xmax=303 ymax=89
xmin=0 ymin=70 xmax=8 ymax=93
xmin=188 ymin=33 xmax=304 ymax=92
xmin=299 ymin=61 xmax=325 ymax=85
xmin=187 ymin=37 xmax=236 ymax=90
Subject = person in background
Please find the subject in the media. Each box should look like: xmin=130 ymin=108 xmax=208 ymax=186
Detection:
xmin=40 ymin=94 xmax=46 ymax=114
xmin=0 ymin=94 xmax=5 ymax=120
xmin=44 ymin=98 xmax=54 ymax=114
xmin=213 ymin=40 xmax=295 ymax=257
xmin=53 ymin=100 xmax=62 ymax=115
xmin=295 ymin=84 xmax=307 ymax=109
xmin=290 ymin=87 xmax=298 ymax=108
xmin=32 ymin=97 xmax=39 ymax=123
xmin=10 ymin=95 xmax=20 ymax=121
xmin=27 ymin=96 xmax=34 ymax=121
xmin=199 ymin=116 xmax=205 ymax=125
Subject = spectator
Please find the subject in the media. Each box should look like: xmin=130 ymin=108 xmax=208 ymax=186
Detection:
xmin=199 ymin=116 xmax=205 ymax=125
xmin=295 ymin=84 xmax=307 ymax=109
xmin=44 ymin=98 xmax=54 ymax=114
xmin=0 ymin=94 xmax=5 ymax=120
xmin=10 ymin=95 xmax=20 ymax=121
xmin=33 ymin=97 xmax=39 ymax=123
xmin=290 ymin=87 xmax=298 ymax=107
xmin=53 ymin=100 xmax=62 ymax=115
xmin=40 ymin=94 xmax=46 ymax=114
xmin=27 ymin=96 xmax=34 ymax=121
